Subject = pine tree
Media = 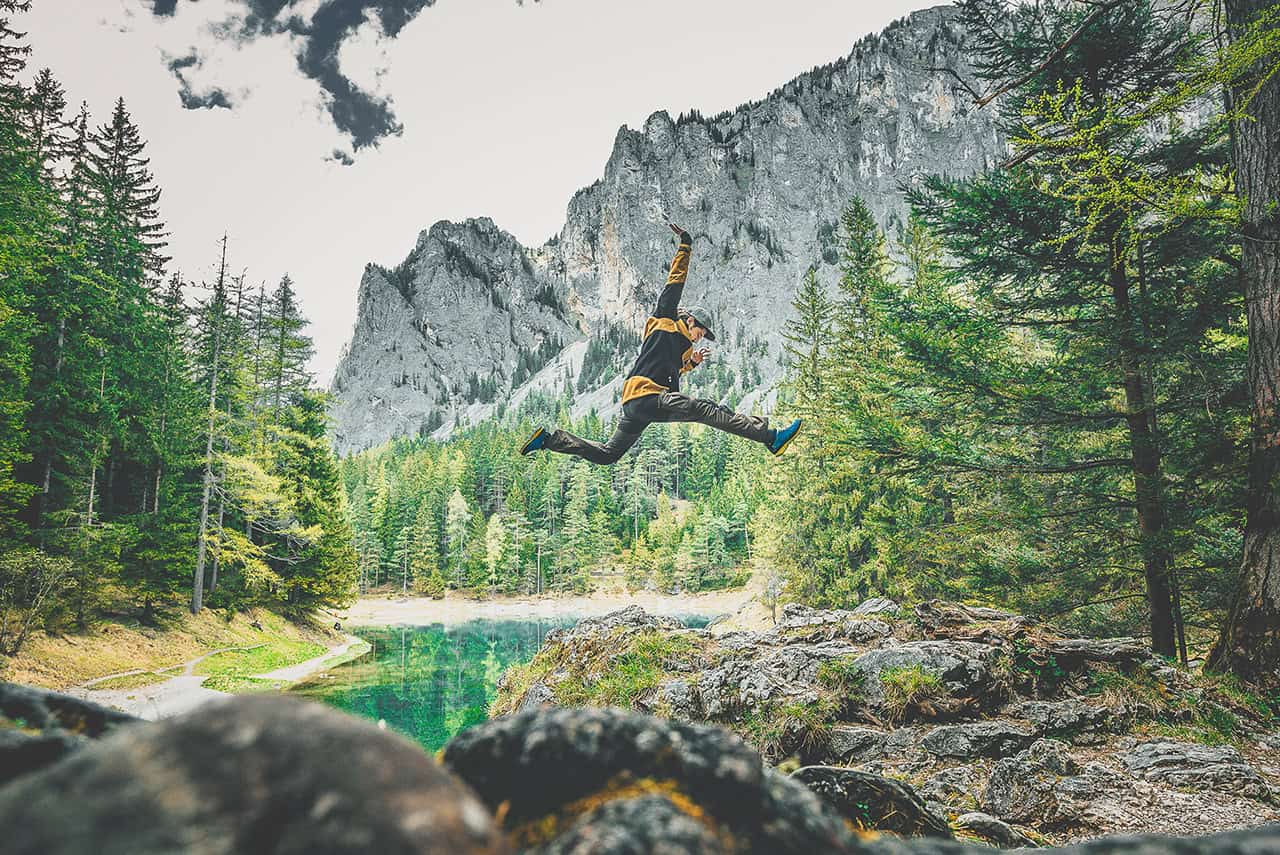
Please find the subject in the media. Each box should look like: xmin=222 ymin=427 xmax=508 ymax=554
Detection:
xmin=266 ymin=274 xmax=313 ymax=421
xmin=86 ymin=98 xmax=168 ymax=286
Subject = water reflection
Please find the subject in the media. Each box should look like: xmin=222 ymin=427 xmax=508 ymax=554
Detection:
xmin=295 ymin=614 xmax=714 ymax=751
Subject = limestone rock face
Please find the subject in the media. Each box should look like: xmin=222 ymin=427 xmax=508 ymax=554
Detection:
xmin=0 ymin=695 xmax=508 ymax=855
xmin=851 ymin=640 xmax=1002 ymax=715
xmin=330 ymin=6 xmax=1005 ymax=453
xmin=954 ymin=811 xmax=1038 ymax=848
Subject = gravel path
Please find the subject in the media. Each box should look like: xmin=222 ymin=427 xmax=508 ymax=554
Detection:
xmin=66 ymin=635 xmax=361 ymax=721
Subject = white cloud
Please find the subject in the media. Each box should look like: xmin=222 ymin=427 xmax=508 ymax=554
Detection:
xmin=25 ymin=0 xmax=938 ymax=385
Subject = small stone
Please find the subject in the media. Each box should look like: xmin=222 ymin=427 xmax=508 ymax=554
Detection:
xmin=792 ymin=765 xmax=952 ymax=838
xmin=921 ymin=721 xmax=1037 ymax=759
xmin=852 ymin=597 xmax=901 ymax=616
xmin=955 ymin=810 xmax=1037 ymax=848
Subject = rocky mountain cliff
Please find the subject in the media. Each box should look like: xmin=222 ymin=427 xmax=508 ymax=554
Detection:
xmin=330 ymin=5 xmax=1005 ymax=454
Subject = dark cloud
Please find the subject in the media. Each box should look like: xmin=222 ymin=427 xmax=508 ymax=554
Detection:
xmin=326 ymin=148 xmax=356 ymax=166
xmin=166 ymin=52 xmax=235 ymax=110
xmin=154 ymin=1 xmax=463 ymax=152
xmin=178 ymin=86 xmax=234 ymax=109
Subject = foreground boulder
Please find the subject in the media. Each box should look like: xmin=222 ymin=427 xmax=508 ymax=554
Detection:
xmin=0 ymin=683 xmax=139 ymax=786
xmin=0 ymin=695 xmax=508 ymax=855
xmin=442 ymin=706 xmax=856 ymax=854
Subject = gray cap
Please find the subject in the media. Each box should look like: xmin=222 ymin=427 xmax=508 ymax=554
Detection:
xmin=680 ymin=305 xmax=716 ymax=341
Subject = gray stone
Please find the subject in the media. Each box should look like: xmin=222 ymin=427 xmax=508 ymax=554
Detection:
xmin=699 ymin=640 xmax=857 ymax=717
xmin=954 ymin=811 xmax=1038 ymax=848
xmin=982 ymin=739 xmax=1081 ymax=824
xmin=853 ymin=597 xmax=902 ymax=616
xmin=1043 ymin=637 xmax=1148 ymax=667
xmin=0 ymin=695 xmax=509 ymax=855
xmin=534 ymin=795 xmax=722 ymax=855
xmin=773 ymin=604 xmax=893 ymax=643
xmin=0 ymin=682 xmax=140 ymax=787
xmin=918 ymin=765 xmax=981 ymax=806
xmin=829 ymin=725 xmax=889 ymax=763
xmin=792 ymin=766 xmax=953 ymax=838
xmin=922 ymin=721 xmax=1037 ymax=759
xmin=852 ymin=640 xmax=1002 ymax=715
xmin=517 ymin=680 xmax=556 ymax=712
xmin=1122 ymin=741 xmax=1272 ymax=799
xmin=443 ymin=706 xmax=856 ymax=854
xmin=650 ymin=678 xmax=701 ymax=720
xmin=1015 ymin=699 xmax=1118 ymax=740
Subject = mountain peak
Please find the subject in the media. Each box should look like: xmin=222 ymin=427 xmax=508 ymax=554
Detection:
xmin=330 ymin=5 xmax=1005 ymax=454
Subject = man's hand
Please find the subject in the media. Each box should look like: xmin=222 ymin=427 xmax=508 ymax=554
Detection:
xmin=691 ymin=347 xmax=711 ymax=366
xmin=668 ymin=222 xmax=692 ymax=244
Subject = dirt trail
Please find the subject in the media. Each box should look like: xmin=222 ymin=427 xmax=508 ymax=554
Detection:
xmin=67 ymin=636 xmax=360 ymax=721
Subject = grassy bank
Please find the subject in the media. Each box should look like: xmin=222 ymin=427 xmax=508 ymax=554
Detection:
xmin=1 ymin=608 xmax=340 ymax=691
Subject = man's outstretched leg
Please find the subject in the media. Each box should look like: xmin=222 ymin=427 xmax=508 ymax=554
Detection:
xmin=655 ymin=392 xmax=801 ymax=456
xmin=521 ymin=423 xmax=644 ymax=465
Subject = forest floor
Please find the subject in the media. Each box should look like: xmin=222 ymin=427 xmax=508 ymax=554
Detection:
xmin=1 ymin=607 xmax=343 ymax=692
xmin=338 ymin=574 xmax=764 ymax=627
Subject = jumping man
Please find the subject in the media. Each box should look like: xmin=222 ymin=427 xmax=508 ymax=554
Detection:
xmin=520 ymin=223 xmax=802 ymax=465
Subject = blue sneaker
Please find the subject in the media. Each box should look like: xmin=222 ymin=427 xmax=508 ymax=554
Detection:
xmin=521 ymin=427 xmax=549 ymax=456
xmin=768 ymin=419 xmax=802 ymax=456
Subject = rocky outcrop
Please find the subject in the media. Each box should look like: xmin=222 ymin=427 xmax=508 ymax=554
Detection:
xmin=953 ymin=810 xmax=1037 ymax=848
xmin=2 ymin=683 xmax=1279 ymax=854
xmin=1122 ymin=742 xmax=1273 ymax=799
xmin=330 ymin=6 xmax=1006 ymax=452
xmin=492 ymin=601 xmax=1280 ymax=843
xmin=921 ymin=721 xmax=1038 ymax=759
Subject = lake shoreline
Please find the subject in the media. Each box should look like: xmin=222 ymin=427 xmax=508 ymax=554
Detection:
xmin=335 ymin=585 xmax=757 ymax=628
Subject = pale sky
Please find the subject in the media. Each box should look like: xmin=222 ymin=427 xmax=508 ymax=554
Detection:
xmin=23 ymin=0 xmax=940 ymax=384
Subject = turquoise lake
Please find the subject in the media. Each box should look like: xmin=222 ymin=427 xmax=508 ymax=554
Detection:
xmin=294 ymin=615 xmax=713 ymax=751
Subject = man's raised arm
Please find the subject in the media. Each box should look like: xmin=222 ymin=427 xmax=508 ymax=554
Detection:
xmin=655 ymin=224 xmax=692 ymax=320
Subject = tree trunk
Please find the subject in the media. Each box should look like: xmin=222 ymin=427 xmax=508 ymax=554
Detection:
xmin=1110 ymin=239 xmax=1177 ymax=657
xmin=1207 ymin=0 xmax=1280 ymax=684
xmin=209 ymin=493 xmax=225 ymax=593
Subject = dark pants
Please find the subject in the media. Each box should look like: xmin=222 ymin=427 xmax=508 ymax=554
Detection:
xmin=543 ymin=391 xmax=773 ymax=465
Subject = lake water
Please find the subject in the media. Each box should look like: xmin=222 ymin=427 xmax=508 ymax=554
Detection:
xmin=294 ymin=615 xmax=714 ymax=751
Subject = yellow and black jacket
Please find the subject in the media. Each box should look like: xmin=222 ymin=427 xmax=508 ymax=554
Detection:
xmin=621 ymin=237 xmax=699 ymax=404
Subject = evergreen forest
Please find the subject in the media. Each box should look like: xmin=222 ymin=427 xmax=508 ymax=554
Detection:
xmin=0 ymin=0 xmax=357 ymax=658
xmin=1 ymin=0 xmax=1277 ymax=690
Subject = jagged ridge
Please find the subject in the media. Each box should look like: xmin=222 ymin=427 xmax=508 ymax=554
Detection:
xmin=330 ymin=5 xmax=1005 ymax=454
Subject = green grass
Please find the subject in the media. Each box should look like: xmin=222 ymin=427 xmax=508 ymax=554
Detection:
xmin=493 ymin=630 xmax=701 ymax=714
xmin=203 ymin=675 xmax=286 ymax=694
xmin=880 ymin=664 xmax=947 ymax=724
xmin=1084 ymin=664 xmax=1270 ymax=747
xmin=817 ymin=656 xmax=864 ymax=696
xmin=89 ymin=671 xmax=173 ymax=690
xmin=740 ymin=698 xmax=836 ymax=760
xmin=568 ymin=631 xmax=700 ymax=708
xmin=193 ymin=639 xmax=324 ymax=678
